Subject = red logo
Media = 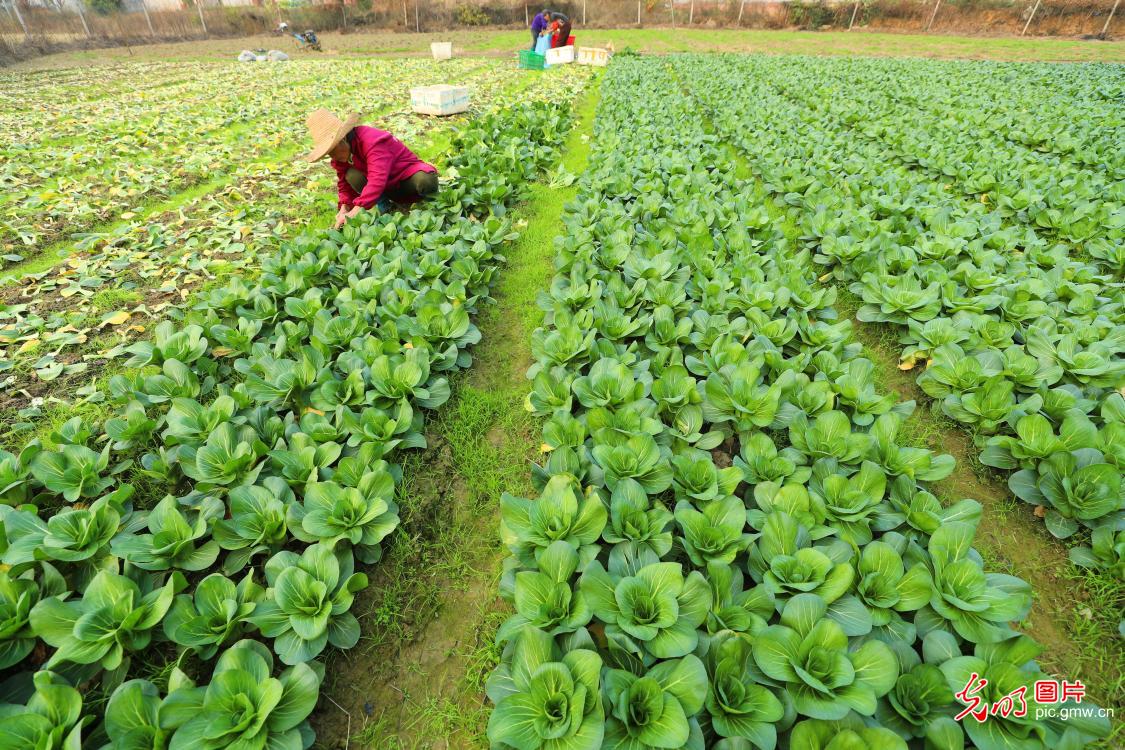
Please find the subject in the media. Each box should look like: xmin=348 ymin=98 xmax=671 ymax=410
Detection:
xmin=954 ymin=673 xmax=990 ymax=723
xmin=959 ymin=678 xmax=1087 ymax=723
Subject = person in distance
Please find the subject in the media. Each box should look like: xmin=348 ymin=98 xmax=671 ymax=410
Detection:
xmin=549 ymin=10 xmax=572 ymax=48
xmin=530 ymin=8 xmax=550 ymax=50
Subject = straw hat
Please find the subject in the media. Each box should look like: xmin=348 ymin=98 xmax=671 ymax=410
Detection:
xmin=303 ymin=109 xmax=360 ymax=162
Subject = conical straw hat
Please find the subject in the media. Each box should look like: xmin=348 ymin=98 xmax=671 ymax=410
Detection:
xmin=303 ymin=109 xmax=360 ymax=163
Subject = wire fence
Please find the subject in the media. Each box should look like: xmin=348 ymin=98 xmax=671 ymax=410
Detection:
xmin=1 ymin=0 xmax=1121 ymax=64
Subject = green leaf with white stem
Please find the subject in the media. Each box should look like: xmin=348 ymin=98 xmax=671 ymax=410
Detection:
xmin=29 ymin=568 xmax=180 ymax=671
xmin=110 ymin=495 xmax=223 ymax=572
xmin=249 ymin=543 xmax=368 ymax=665
xmin=167 ymin=639 xmax=319 ymax=750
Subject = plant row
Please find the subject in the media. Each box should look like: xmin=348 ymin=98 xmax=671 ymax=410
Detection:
xmin=830 ymin=59 xmax=1124 ymax=178
xmin=0 ymin=72 xmax=587 ymax=750
xmin=0 ymin=62 xmax=203 ymax=143
xmin=1 ymin=65 xmax=557 ymax=396
xmin=0 ymin=59 xmax=508 ymax=255
xmin=484 ymin=56 xmax=1110 ymax=750
xmin=0 ymin=103 xmax=468 ymax=400
xmin=759 ymin=57 xmax=1123 ymax=263
xmin=672 ymin=55 xmax=1124 ymax=569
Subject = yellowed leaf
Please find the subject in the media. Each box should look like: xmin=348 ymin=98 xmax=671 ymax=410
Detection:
xmin=211 ymin=347 xmax=235 ymax=357
xmin=17 ymin=337 xmax=40 ymax=353
xmin=403 ymin=342 xmax=414 ymax=350
xmin=817 ymin=272 xmax=832 ymax=283
xmin=1033 ymin=505 xmax=1046 ymax=518
xmin=59 ymin=287 xmax=78 ymax=298
xmin=303 ymin=407 xmax=325 ymax=416
xmin=898 ymin=355 xmax=917 ymax=371
xmin=100 ymin=311 xmax=131 ymax=327
xmin=540 ymin=443 xmax=554 ymax=453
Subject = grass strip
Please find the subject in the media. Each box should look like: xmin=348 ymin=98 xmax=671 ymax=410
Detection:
xmin=313 ymin=72 xmax=603 ymax=750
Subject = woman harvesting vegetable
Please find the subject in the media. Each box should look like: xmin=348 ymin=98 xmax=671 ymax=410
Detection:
xmin=303 ymin=109 xmax=438 ymax=230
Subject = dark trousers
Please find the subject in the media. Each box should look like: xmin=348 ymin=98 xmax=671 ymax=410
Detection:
xmin=345 ymin=168 xmax=438 ymax=206
xmin=554 ymin=23 xmax=572 ymax=47
xmin=530 ymin=29 xmax=538 ymax=50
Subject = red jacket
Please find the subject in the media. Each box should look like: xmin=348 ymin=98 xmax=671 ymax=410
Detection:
xmin=331 ymin=125 xmax=436 ymax=209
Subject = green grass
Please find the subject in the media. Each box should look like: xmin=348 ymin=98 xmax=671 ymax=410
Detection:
xmin=89 ymin=288 xmax=143 ymax=312
xmin=442 ymin=28 xmax=1125 ymax=63
xmin=16 ymin=27 xmax=1124 ymax=72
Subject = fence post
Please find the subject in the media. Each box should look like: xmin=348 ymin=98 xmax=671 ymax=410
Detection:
xmin=414 ymin=0 xmax=419 ymax=32
xmin=525 ymin=4 xmax=528 ymax=26
xmin=689 ymin=0 xmax=694 ymax=24
xmin=637 ymin=0 xmax=641 ymax=25
xmin=196 ymin=0 xmax=208 ymax=35
xmin=671 ymin=1 xmax=675 ymax=27
xmin=1101 ymin=0 xmax=1120 ymax=37
xmin=738 ymin=0 xmax=745 ymax=24
xmin=925 ymin=0 xmax=940 ymax=30
xmin=139 ymin=0 xmax=155 ymax=36
xmin=582 ymin=0 xmax=586 ymax=26
xmin=10 ymin=0 xmax=30 ymax=40
xmin=848 ymin=1 xmax=859 ymax=28
xmin=1020 ymin=0 xmax=1041 ymax=35
xmin=74 ymin=1 xmax=92 ymax=37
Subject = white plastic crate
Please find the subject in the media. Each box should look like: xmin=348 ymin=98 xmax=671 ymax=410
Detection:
xmin=410 ymin=85 xmax=470 ymax=116
xmin=576 ymin=47 xmax=609 ymax=67
xmin=430 ymin=42 xmax=452 ymax=61
xmin=545 ymin=45 xmax=575 ymax=65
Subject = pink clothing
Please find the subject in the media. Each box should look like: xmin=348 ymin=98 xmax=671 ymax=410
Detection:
xmin=331 ymin=125 xmax=437 ymax=209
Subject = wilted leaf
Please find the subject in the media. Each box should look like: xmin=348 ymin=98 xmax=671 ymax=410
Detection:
xmin=99 ymin=311 xmax=131 ymax=327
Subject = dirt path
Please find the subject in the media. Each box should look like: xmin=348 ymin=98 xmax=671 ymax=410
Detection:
xmin=839 ymin=302 xmax=1125 ymax=719
xmin=310 ymin=81 xmax=601 ymax=750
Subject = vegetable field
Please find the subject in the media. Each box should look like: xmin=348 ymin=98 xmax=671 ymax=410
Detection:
xmin=0 ymin=47 xmax=1122 ymax=750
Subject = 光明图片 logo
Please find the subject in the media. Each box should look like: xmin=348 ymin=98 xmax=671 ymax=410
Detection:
xmin=955 ymin=674 xmax=1115 ymax=723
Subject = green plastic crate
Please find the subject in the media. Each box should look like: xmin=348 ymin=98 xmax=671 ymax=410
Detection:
xmin=518 ymin=50 xmax=545 ymax=70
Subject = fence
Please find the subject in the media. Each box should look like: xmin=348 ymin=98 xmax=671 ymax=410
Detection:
xmin=1 ymin=0 xmax=1122 ymax=64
